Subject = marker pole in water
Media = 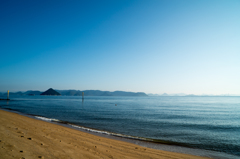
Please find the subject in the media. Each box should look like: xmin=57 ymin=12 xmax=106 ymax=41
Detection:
xmin=7 ymin=90 xmax=9 ymax=100
xmin=82 ymin=92 xmax=84 ymax=101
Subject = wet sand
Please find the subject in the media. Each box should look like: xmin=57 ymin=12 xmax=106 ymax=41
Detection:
xmin=0 ymin=110 xmax=209 ymax=159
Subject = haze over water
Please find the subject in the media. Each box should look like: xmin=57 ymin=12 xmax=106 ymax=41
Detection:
xmin=1 ymin=95 xmax=239 ymax=158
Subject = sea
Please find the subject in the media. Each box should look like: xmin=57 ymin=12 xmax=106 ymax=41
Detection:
xmin=0 ymin=95 xmax=239 ymax=159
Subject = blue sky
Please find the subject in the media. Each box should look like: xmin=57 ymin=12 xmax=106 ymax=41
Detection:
xmin=0 ymin=0 xmax=240 ymax=95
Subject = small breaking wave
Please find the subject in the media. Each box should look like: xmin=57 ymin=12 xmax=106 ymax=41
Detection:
xmin=35 ymin=116 xmax=59 ymax=122
xmin=68 ymin=124 xmax=152 ymax=142
xmin=33 ymin=115 xmax=150 ymax=142
xmin=33 ymin=116 xmax=148 ymax=141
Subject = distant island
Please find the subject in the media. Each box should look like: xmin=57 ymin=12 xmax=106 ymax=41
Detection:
xmin=40 ymin=88 xmax=61 ymax=96
xmin=1 ymin=89 xmax=147 ymax=96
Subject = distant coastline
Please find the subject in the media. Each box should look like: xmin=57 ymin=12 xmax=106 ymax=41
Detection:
xmin=1 ymin=90 xmax=239 ymax=97
xmin=0 ymin=89 xmax=147 ymax=97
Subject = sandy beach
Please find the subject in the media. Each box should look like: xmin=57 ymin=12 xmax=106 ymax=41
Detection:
xmin=0 ymin=110 xmax=209 ymax=159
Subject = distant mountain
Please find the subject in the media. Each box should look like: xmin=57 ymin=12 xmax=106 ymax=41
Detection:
xmin=2 ymin=90 xmax=239 ymax=97
xmin=148 ymin=93 xmax=188 ymax=96
xmin=3 ymin=91 xmax=25 ymax=96
xmin=57 ymin=90 xmax=82 ymax=96
xmin=173 ymin=93 xmax=187 ymax=96
xmin=41 ymin=88 xmax=61 ymax=96
xmin=111 ymin=91 xmax=146 ymax=96
xmin=161 ymin=93 xmax=169 ymax=96
xmin=148 ymin=93 xmax=160 ymax=96
xmin=2 ymin=91 xmax=42 ymax=96
xmin=186 ymin=94 xmax=198 ymax=96
xmin=24 ymin=90 xmax=42 ymax=95
xmin=100 ymin=91 xmax=113 ymax=96
xmin=57 ymin=90 xmax=147 ymax=96
xmin=2 ymin=89 xmax=147 ymax=96
xmin=82 ymin=90 xmax=106 ymax=96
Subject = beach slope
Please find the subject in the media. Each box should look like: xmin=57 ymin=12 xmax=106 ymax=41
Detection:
xmin=0 ymin=110 xmax=208 ymax=159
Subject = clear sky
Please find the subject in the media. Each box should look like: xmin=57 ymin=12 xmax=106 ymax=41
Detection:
xmin=0 ymin=0 xmax=240 ymax=95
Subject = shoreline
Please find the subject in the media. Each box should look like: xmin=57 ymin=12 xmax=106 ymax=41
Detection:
xmin=0 ymin=109 xmax=210 ymax=159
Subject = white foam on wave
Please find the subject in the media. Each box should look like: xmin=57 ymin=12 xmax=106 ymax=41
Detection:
xmin=69 ymin=124 xmax=111 ymax=135
xmin=34 ymin=115 xmax=148 ymax=141
xmin=68 ymin=124 xmax=147 ymax=141
xmin=35 ymin=116 xmax=59 ymax=122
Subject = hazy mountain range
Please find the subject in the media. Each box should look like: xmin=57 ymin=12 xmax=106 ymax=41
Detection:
xmin=0 ymin=90 xmax=239 ymax=97
xmin=0 ymin=89 xmax=147 ymax=96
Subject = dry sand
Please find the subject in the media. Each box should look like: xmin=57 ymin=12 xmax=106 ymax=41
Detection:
xmin=0 ymin=110 xmax=209 ymax=159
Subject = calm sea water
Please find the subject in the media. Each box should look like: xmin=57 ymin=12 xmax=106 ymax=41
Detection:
xmin=0 ymin=96 xmax=239 ymax=158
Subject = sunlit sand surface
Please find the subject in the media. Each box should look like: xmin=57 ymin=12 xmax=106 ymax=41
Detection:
xmin=0 ymin=110 xmax=209 ymax=159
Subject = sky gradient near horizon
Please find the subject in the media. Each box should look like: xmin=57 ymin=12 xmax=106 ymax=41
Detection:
xmin=1 ymin=0 xmax=240 ymax=95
